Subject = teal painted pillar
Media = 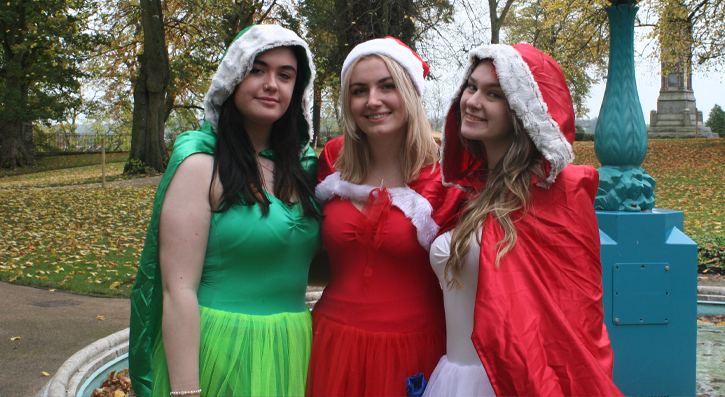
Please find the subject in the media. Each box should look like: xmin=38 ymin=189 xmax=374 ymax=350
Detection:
xmin=594 ymin=4 xmax=655 ymax=211
xmin=594 ymin=4 xmax=697 ymax=397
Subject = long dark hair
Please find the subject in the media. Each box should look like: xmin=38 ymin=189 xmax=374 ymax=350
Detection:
xmin=211 ymin=46 xmax=319 ymax=218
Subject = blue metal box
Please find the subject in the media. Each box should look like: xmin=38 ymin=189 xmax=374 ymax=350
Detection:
xmin=598 ymin=209 xmax=698 ymax=397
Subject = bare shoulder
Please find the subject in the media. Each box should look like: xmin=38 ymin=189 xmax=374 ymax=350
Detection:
xmin=176 ymin=153 xmax=214 ymax=177
xmin=170 ymin=153 xmax=214 ymax=189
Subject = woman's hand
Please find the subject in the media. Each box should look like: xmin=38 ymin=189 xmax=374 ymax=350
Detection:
xmin=158 ymin=153 xmax=214 ymax=393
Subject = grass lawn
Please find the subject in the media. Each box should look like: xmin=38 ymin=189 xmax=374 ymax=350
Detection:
xmin=0 ymin=139 xmax=723 ymax=297
xmin=0 ymin=152 xmax=128 ymax=178
xmin=574 ymin=139 xmax=725 ymax=269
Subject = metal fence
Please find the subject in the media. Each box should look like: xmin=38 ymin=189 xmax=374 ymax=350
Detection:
xmin=34 ymin=131 xmax=132 ymax=153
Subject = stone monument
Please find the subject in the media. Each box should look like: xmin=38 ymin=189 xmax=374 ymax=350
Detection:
xmin=646 ymin=5 xmax=716 ymax=139
xmin=647 ymin=62 xmax=716 ymax=138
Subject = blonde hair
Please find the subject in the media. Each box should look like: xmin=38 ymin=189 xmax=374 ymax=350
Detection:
xmin=335 ymin=54 xmax=438 ymax=184
xmin=444 ymin=110 xmax=546 ymax=289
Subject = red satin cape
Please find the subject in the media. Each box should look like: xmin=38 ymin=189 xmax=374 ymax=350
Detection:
xmin=464 ymin=165 xmax=623 ymax=397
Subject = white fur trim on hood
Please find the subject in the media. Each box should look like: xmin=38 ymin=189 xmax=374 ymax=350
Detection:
xmin=316 ymin=172 xmax=440 ymax=250
xmin=441 ymin=43 xmax=575 ymax=189
xmin=203 ymin=24 xmax=316 ymax=149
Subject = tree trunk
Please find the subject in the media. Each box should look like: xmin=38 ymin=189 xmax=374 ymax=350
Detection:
xmin=1 ymin=73 xmax=35 ymax=169
xmin=128 ymin=0 xmax=169 ymax=173
xmin=489 ymin=0 xmax=516 ymax=44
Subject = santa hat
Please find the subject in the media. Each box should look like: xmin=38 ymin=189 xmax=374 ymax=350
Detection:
xmin=341 ymin=37 xmax=429 ymax=96
xmin=441 ymin=43 xmax=575 ymax=190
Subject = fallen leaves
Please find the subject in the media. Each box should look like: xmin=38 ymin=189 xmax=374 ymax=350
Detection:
xmin=698 ymin=314 xmax=725 ymax=326
xmin=0 ymin=185 xmax=155 ymax=296
xmin=42 ymin=371 xmax=50 ymax=377
xmin=10 ymin=336 xmax=21 ymax=341
xmin=97 ymin=315 xmax=106 ymax=321
xmin=90 ymin=369 xmax=135 ymax=397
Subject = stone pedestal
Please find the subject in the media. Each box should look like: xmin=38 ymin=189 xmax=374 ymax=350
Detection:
xmin=597 ymin=209 xmax=697 ymax=396
xmin=647 ymin=88 xmax=717 ymax=139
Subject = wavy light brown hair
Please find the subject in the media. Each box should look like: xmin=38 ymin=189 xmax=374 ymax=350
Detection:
xmin=335 ymin=54 xmax=438 ymax=184
xmin=444 ymin=110 xmax=546 ymax=289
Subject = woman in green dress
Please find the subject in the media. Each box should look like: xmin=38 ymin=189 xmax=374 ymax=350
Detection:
xmin=128 ymin=25 xmax=320 ymax=397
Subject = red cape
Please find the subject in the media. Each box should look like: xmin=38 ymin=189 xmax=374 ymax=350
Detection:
xmin=470 ymin=165 xmax=622 ymax=397
xmin=317 ymin=137 xmax=466 ymax=231
xmin=438 ymin=42 xmax=621 ymax=396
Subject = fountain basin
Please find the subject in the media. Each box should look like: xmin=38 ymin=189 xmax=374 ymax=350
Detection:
xmin=36 ymin=289 xmax=324 ymax=397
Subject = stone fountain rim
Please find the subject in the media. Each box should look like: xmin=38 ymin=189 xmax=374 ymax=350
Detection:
xmin=33 ymin=290 xmax=324 ymax=397
xmin=35 ymin=328 xmax=129 ymax=397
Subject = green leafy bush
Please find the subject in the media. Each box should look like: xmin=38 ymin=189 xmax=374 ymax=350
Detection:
xmin=705 ymin=104 xmax=725 ymax=138
xmin=123 ymin=158 xmax=157 ymax=175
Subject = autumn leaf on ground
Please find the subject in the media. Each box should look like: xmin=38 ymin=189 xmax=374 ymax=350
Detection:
xmin=42 ymin=371 xmax=50 ymax=377
xmin=10 ymin=336 xmax=21 ymax=341
xmin=97 ymin=315 xmax=105 ymax=321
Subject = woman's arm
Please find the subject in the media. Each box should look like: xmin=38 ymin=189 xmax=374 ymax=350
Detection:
xmin=158 ymin=153 xmax=214 ymax=394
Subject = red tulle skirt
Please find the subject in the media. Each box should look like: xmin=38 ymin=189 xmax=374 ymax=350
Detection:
xmin=306 ymin=311 xmax=445 ymax=397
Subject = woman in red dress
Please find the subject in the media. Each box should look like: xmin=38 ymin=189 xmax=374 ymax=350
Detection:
xmin=306 ymin=37 xmax=463 ymax=396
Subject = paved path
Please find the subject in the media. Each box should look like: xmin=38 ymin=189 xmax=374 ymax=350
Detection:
xmin=0 ymin=282 xmax=129 ymax=397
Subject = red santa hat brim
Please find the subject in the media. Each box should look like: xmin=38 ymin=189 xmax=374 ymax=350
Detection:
xmin=341 ymin=37 xmax=428 ymax=97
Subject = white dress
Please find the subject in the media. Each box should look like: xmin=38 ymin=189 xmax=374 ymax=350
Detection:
xmin=423 ymin=230 xmax=496 ymax=397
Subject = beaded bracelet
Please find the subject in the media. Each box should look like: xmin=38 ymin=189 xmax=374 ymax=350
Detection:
xmin=169 ymin=389 xmax=202 ymax=396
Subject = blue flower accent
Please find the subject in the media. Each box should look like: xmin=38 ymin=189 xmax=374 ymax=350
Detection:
xmin=406 ymin=373 xmax=427 ymax=397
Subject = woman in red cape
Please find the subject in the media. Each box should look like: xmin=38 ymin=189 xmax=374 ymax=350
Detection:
xmin=306 ymin=37 xmax=464 ymax=396
xmin=424 ymin=43 xmax=624 ymax=397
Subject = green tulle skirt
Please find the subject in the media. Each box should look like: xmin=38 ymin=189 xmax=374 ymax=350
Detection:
xmin=152 ymin=306 xmax=312 ymax=397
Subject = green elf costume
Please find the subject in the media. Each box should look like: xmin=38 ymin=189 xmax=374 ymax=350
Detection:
xmin=129 ymin=25 xmax=320 ymax=397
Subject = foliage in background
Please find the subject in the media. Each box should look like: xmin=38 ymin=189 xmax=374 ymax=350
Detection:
xmin=505 ymin=0 xmax=610 ymax=115
xmin=706 ymin=104 xmax=725 ymax=137
xmin=646 ymin=0 xmax=725 ymax=72
xmin=33 ymin=124 xmax=132 ymax=153
xmin=123 ymin=158 xmax=160 ymax=176
xmin=0 ymin=0 xmax=97 ymax=168
xmin=88 ymin=0 xmax=292 ymax=166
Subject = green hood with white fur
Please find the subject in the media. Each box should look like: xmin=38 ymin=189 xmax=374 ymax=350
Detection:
xmin=203 ymin=24 xmax=316 ymax=151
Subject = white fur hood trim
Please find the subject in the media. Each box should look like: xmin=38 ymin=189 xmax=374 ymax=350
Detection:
xmin=454 ymin=44 xmax=573 ymax=185
xmin=202 ymin=25 xmax=316 ymax=149
xmin=316 ymin=172 xmax=440 ymax=250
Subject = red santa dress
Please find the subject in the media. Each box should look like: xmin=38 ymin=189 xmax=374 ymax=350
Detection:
xmin=306 ymin=137 xmax=465 ymax=396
